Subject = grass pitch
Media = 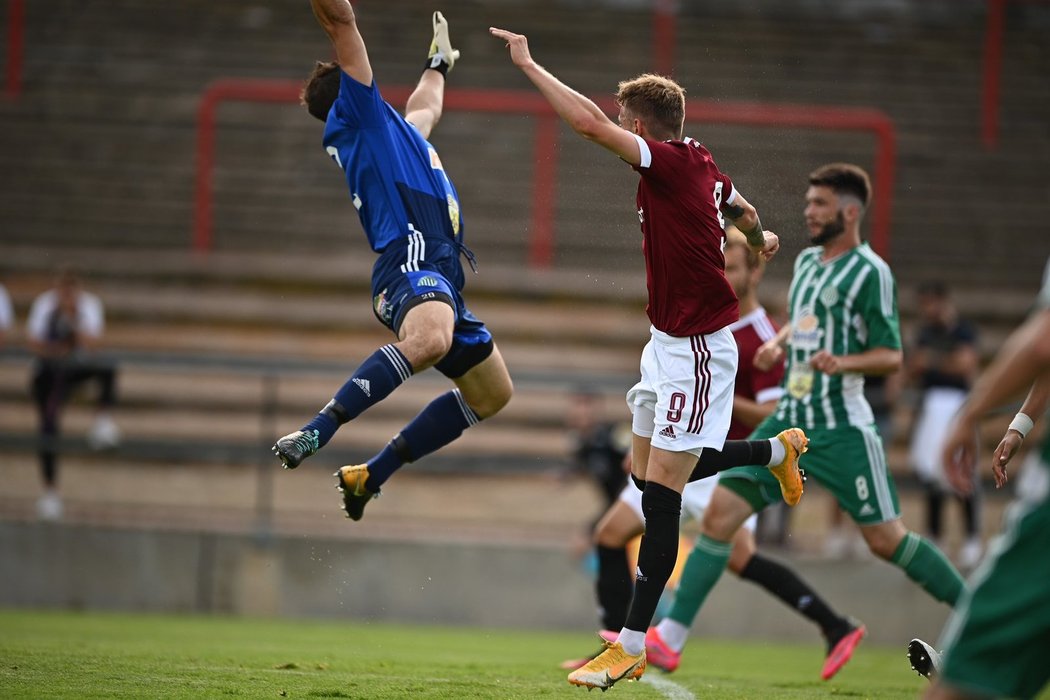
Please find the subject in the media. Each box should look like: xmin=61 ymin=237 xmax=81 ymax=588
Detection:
xmin=0 ymin=609 xmax=932 ymax=699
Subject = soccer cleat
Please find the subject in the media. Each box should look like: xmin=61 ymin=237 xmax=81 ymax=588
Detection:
xmin=427 ymin=11 xmax=460 ymax=71
xmin=559 ymin=631 xmax=618 ymax=671
xmin=272 ymin=429 xmax=319 ymax=469
xmin=908 ymin=638 xmax=941 ymax=680
xmin=644 ymin=626 xmax=681 ymax=673
xmin=335 ymin=464 xmax=378 ymax=521
xmin=87 ymin=414 xmax=121 ymax=450
xmin=567 ymin=639 xmax=645 ymax=690
xmin=769 ymin=428 xmax=808 ymax=506
xmin=821 ymin=621 xmax=866 ymax=680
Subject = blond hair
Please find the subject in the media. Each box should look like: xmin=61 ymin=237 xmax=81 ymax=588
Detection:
xmin=615 ymin=73 xmax=686 ymax=140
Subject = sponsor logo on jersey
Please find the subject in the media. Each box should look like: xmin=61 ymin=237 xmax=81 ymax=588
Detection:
xmin=352 ymin=377 xmax=371 ymax=397
xmin=637 ymin=207 xmax=645 ymax=223
xmin=659 ymin=425 xmax=677 ymax=440
xmin=792 ymin=308 xmax=824 ymax=351
xmin=416 ymin=275 xmax=440 ymax=288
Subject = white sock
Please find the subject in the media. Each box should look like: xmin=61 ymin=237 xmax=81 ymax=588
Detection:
xmin=767 ymin=437 xmax=786 ymax=466
xmin=617 ymin=628 xmax=646 ymax=656
xmin=655 ymin=619 xmax=690 ymax=652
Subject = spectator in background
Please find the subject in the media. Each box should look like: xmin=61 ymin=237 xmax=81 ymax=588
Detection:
xmin=565 ymin=386 xmax=631 ymax=523
xmin=28 ymin=266 xmax=120 ymax=521
xmin=0 ymin=282 xmax=13 ymax=345
xmin=906 ymin=281 xmax=982 ymax=569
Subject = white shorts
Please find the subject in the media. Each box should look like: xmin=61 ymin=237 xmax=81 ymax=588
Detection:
xmin=909 ymin=387 xmax=968 ymax=488
xmin=616 ymin=478 xmax=758 ymax=532
xmin=627 ymin=325 xmax=738 ymax=457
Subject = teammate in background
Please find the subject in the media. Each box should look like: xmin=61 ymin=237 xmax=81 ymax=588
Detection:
xmin=27 ymin=266 xmax=121 ymax=521
xmin=651 ymin=164 xmax=967 ymax=668
xmin=909 ymin=258 xmax=1050 ymax=700
xmin=906 ymin=281 xmax=983 ymax=570
xmin=274 ymin=2 xmax=513 ymax=520
xmin=491 ymin=28 xmax=806 ymax=690
xmin=568 ymin=233 xmax=863 ymax=680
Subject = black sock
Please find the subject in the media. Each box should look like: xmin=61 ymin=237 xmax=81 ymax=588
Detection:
xmin=739 ymin=553 xmax=848 ymax=644
xmin=625 ymin=482 xmax=682 ymax=632
xmin=689 ymin=439 xmax=773 ymax=482
xmin=595 ymin=545 xmax=632 ymax=631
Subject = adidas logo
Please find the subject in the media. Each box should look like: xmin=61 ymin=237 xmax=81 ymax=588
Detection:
xmin=417 ymin=275 xmax=440 ymax=288
xmin=858 ymin=503 xmax=875 ymax=517
xmin=352 ymin=377 xmax=371 ymax=397
xmin=658 ymin=425 xmax=677 ymax=440
xmin=635 ymin=565 xmax=647 ymax=583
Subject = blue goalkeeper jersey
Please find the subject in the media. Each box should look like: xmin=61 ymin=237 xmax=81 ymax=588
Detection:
xmin=322 ymin=71 xmax=463 ymax=253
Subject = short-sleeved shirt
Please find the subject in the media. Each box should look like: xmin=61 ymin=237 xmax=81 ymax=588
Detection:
xmin=26 ymin=290 xmax=104 ymax=348
xmin=323 ymin=72 xmax=463 ymax=253
xmin=914 ymin=318 xmax=978 ymax=391
xmin=728 ymin=307 xmax=785 ymax=439
xmin=774 ymin=243 xmax=901 ymax=430
xmin=630 ymin=135 xmax=739 ymax=338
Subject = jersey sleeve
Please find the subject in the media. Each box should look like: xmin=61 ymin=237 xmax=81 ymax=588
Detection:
xmin=630 ymin=137 xmax=678 ymax=185
xmin=752 ymin=355 xmax=786 ymax=405
xmin=26 ymin=293 xmax=52 ymax=341
xmin=859 ymin=264 xmax=902 ymax=351
xmin=330 ymin=71 xmax=388 ymax=129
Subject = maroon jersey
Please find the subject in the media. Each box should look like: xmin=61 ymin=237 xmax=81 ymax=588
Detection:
xmin=727 ymin=307 xmax=785 ymax=439
xmin=632 ymin=136 xmax=740 ymax=337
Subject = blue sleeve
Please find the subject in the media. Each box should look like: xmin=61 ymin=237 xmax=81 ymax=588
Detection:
xmin=331 ymin=71 xmax=388 ymax=129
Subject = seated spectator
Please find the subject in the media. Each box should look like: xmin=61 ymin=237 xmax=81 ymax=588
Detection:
xmin=27 ymin=266 xmax=120 ymax=521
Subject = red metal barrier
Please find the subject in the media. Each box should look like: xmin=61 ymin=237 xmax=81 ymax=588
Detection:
xmin=5 ymin=0 xmax=24 ymax=99
xmin=981 ymin=0 xmax=1005 ymax=150
xmin=193 ymin=80 xmax=896 ymax=263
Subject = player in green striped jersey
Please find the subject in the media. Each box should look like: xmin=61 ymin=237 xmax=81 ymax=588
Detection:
xmin=911 ymin=258 xmax=1050 ymax=699
xmin=651 ymin=164 xmax=965 ymax=663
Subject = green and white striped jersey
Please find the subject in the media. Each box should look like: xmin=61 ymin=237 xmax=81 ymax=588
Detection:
xmin=1039 ymin=258 xmax=1050 ymax=466
xmin=774 ymin=242 xmax=901 ymax=429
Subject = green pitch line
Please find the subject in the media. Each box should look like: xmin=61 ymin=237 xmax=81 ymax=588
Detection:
xmin=0 ymin=609 xmax=946 ymax=699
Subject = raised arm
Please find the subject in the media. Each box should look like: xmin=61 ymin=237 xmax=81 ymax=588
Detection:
xmin=310 ymin=0 xmax=372 ymax=86
xmin=489 ymin=27 xmax=641 ymax=165
xmin=721 ymin=192 xmax=778 ymax=259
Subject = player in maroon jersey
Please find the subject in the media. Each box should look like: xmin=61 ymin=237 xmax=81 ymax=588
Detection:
xmin=491 ymin=28 xmax=807 ymax=690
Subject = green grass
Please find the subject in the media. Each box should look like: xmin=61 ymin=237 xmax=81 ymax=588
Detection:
xmin=0 ymin=609 xmax=930 ymax=699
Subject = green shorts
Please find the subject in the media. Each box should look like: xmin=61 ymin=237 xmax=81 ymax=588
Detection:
xmin=938 ymin=459 xmax=1050 ymax=700
xmin=718 ymin=416 xmax=900 ymax=525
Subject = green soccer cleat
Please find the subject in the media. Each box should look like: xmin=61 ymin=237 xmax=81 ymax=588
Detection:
xmin=273 ymin=429 xmax=319 ymax=470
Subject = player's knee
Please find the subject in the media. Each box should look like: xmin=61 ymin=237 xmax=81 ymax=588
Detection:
xmin=473 ymin=381 xmax=512 ymax=419
xmin=401 ymin=332 xmax=453 ymax=369
xmin=862 ymin=526 xmax=904 ymax=560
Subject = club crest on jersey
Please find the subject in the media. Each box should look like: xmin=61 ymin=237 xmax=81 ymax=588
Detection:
xmin=820 ymin=286 xmax=840 ymax=307
xmin=792 ymin=309 xmax=824 ymax=351
xmin=447 ymin=194 xmax=461 ymax=235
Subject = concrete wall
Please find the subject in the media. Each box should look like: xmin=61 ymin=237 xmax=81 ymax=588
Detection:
xmin=0 ymin=522 xmax=951 ymax=646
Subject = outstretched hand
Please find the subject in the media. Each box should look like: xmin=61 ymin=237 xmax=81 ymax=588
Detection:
xmin=941 ymin=416 xmax=980 ymax=495
xmin=990 ymin=429 xmax=1024 ymax=488
xmin=489 ymin=27 xmax=534 ymax=68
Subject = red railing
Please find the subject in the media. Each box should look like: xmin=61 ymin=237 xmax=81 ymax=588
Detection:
xmin=4 ymin=0 xmax=24 ymax=99
xmin=193 ymin=80 xmax=896 ymax=264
